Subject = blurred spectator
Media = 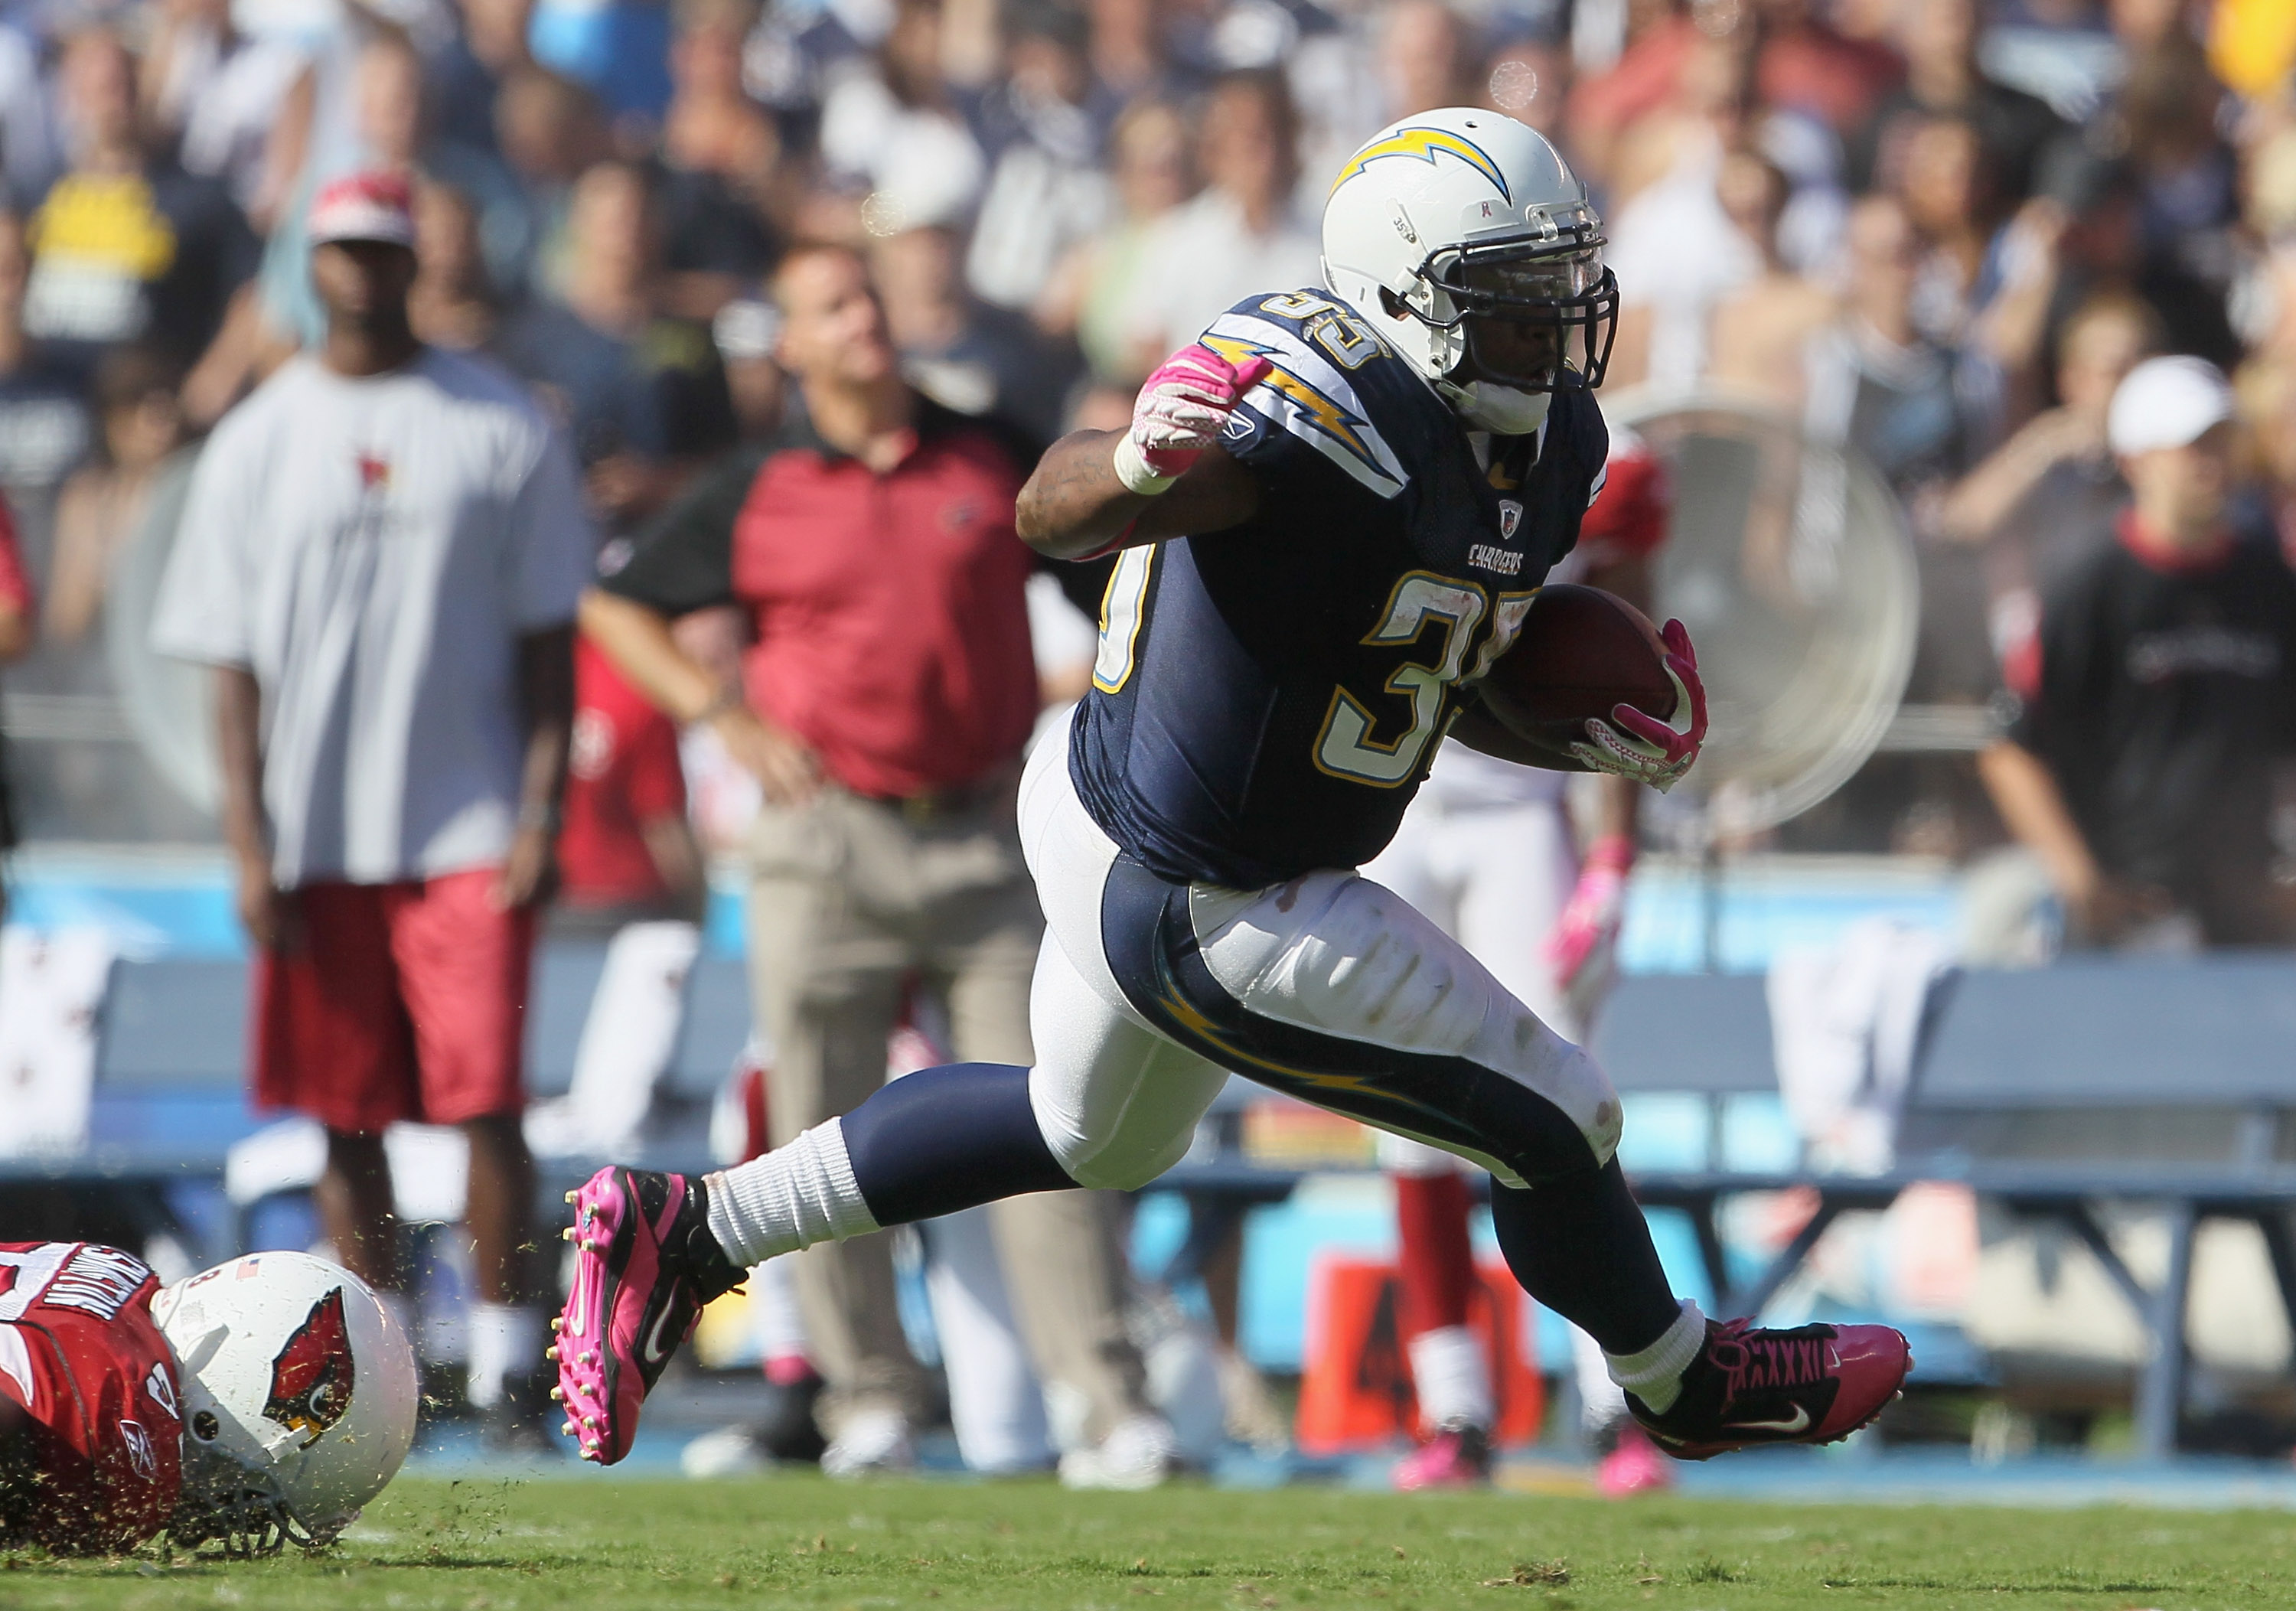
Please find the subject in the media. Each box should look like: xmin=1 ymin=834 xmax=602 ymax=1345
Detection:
xmin=873 ymin=220 xmax=1070 ymax=447
xmin=0 ymin=491 xmax=31 ymax=920
xmin=585 ymin=240 xmax=1172 ymax=1483
xmin=964 ymin=2 xmax=1114 ymax=316
xmin=0 ymin=212 xmax=94 ymax=501
xmin=1602 ymin=26 xmax=1763 ymax=390
xmin=657 ymin=0 xmax=781 ymax=311
xmin=140 ymin=0 xmax=308 ymax=223
xmin=1947 ymin=292 xmax=2160 ymax=695
xmin=2023 ymin=145 xmax=2243 ymax=380
xmin=494 ymin=159 xmax=733 ymax=527
xmin=1380 ymin=0 xmax=1477 ymax=119
xmin=1569 ymin=0 xmax=1900 ymax=186
xmin=1896 ymin=116 xmax=1996 ymax=349
xmin=426 ymin=0 xmax=534 ymax=157
xmin=26 ymin=28 xmax=259 ymax=374
xmin=2117 ymin=28 xmax=2238 ymax=261
xmin=819 ymin=0 xmax=986 ymax=237
xmin=1845 ymin=0 xmax=2069 ymax=206
xmin=1705 ymin=147 xmax=1836 ymax=404
xmin=1085 ymin=0 xmax=1176 ymax=103
xmin=556 ymin=632 xmax=706 ymax=928
xmin=1037 ymin=96 xmax=1192 ymax=390
xmin=43 ymin=346 xmax=185 ymax=647
xmin=1124 ymin=68 xmax=1319 ymax=367
xmin=495 ymin=64 xmax=613 ymax=295
xmin=1802 ymin=194 xmax=1993 ymax=508
xmin=1980 ymin=355 xmax=2296 ymax=948
xmin=151 ymin=171 xmax=589 ymax=1446
xmin=407 ymin=176 xmax=501 ymax=351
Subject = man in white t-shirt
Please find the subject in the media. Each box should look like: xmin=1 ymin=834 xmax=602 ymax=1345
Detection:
xmin=152 ymin=171 xmax=592 ymax=1448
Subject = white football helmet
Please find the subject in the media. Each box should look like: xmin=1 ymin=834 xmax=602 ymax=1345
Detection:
xmin=151 ymin=1252 xmax=419 ymax=1555
xmin=1321 ymin=107 xmax=1618 ymax=435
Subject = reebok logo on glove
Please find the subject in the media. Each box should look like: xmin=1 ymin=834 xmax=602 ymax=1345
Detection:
xmin=1113 ymin=344 xmax=1275 ymax=494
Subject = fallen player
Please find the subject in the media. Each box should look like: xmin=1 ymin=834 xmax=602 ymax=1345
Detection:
xmin=0 ymin=1242 xmax=417 ymax=1555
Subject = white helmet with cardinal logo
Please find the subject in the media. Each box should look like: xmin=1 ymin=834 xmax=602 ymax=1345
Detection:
xmin=151 ymin=1251 xmax=418 ymax=1554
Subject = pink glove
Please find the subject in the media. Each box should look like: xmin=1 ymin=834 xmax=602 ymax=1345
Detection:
xmin=1566 ymin=618 xmax=1709 ymax=793
xmin=1112 ymin=343 xmax=1274 ymax=493
xmin=1546 ymin=833 xmax=1635 ymax=986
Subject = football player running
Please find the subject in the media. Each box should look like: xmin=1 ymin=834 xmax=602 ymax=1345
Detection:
xmin=553 ymin=109 xmax=1910 ymax=1475
xmin=0 ymin=1243 xmax=416 ymax=1554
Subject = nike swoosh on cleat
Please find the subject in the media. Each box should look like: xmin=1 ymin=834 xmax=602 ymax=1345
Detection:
xmin=641 ymin=1297 xmax=680 ymax=1371
xmin=1724 ymin=1406 xmax=1811 ymax=1435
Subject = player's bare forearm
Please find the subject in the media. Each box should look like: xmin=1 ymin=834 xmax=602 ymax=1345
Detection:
xmin=1977 ymin=738 xmax=2099 ymax=901
xmin=514 ymin=623 xmax=576 ymax=821
xmin=212 ymin=664 xmax=269 ymax=866
xmin=580 ymin=588 xmax=726 ymax=723
xmin=1016 ymin=431 xmax=1260 ymax=559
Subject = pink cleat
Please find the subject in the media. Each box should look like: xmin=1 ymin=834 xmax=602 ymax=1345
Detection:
xmin=1628 ymin=1318 xmax=1910 ymax=1461
xmin=1595 ymin=1423 xmax=1674 ymax=1496
xmin=1391 ymin=1420 xmax=1492 ymax=1490
xmin=553 ymin=1167 xmax=745 ymax=1465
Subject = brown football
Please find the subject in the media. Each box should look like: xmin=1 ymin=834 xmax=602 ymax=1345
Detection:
xmin=1475 ymin=583 xmax=1677 ymax=754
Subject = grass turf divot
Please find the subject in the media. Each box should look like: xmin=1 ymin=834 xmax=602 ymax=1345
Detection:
xmin=1 ymin=1472 xmax=2291 ymax=1609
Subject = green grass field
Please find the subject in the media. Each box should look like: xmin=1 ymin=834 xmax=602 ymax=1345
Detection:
xmin=5 ymin=1474 xmax=2292 ymax=1610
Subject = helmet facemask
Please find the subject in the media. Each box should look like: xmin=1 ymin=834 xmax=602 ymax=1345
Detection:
xmin=1383 ymin=217 xmax=1619 ymax=432
xmin=169 ymin=1440 xmax=342 ymax=1557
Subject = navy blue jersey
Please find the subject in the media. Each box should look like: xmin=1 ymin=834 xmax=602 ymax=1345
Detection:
xmin=1070 ymin=288 xmax=1609 ymax=887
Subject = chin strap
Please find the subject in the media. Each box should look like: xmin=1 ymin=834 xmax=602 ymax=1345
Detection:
xmin=1437 ymin=377 xmax=1553 ymax=436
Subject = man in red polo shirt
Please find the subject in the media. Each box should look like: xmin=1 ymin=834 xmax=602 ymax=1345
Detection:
xmin=583 ymin=242 xmax=1168 ymax=1483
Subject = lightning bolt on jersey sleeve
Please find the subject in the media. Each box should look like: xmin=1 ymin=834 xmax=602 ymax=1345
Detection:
xmin=1069 ymin=289 xmax=1608 ymax=888
xmin=0 ymin=1242 xmax=183 ymax=1554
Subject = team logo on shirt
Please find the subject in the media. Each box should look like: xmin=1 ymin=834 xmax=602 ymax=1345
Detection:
xmin=356 ymin=452 xmax=391 ymax=493
xmin=1498 ymin=500 xmax=1524 ymax=540
xmin=262 ymin=1289 xmax=356 ymax=1448
xmin=145 ymin=1362 xmax=178 ymax=1421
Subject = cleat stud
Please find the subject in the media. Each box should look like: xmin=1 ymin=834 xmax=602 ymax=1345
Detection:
xmin=582 ymin=1415 xmax=598 ymax=1428
xmin=550 ymin=1316 xmax=563 ymax=1332
xmin=550 ymin=1387 xmax=564 ymax=1401
xmin=582 ymin=1350 xmax=598 ymax=1365
xmin=565 ymin=1190 xmax=579 ymax=1203
xmin=561 ymin=1227 xmax=573 ymax=1241
xmin=545 ymin=1345 xmax=559 ymax=1362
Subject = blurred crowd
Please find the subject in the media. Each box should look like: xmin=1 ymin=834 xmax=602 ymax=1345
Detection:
xmin=0 ymin=0 xmax=2294 ymax=864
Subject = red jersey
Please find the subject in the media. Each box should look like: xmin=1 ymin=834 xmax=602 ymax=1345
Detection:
xmin=559 ymin=635 xmax=689 ymax=907
xmin=0 ymin=1242 xmax=183 ymax=1553
xmin=1577 ymin=428 xmax=1672 ymax=569
xmin=729 ymin=416 xmax=1039 ymax=797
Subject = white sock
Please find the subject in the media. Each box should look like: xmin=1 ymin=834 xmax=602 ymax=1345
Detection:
xmin=705 ymin=1117 xmax=881 ymax=1269
xmin=1604 ymin=1300 xmax=1706 ymax=1415
xmin=1406 ymin=1325 xmax=1494 ymax=1431
xmin=467 ymin=1303 xmax=543 ymax=1408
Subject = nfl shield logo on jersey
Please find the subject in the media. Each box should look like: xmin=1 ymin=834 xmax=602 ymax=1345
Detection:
xmin=1499 ymin=501 xmax=1524 ymax=540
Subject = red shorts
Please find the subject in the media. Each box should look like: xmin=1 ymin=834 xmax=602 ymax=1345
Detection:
xmin=255 ymin=869 xmax=536 ymax=1133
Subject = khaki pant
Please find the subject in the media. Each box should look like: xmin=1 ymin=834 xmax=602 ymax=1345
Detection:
xmin=747 ymin=777 xmax=1146 ymax=1443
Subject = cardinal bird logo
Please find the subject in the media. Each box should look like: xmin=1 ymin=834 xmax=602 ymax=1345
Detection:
xmin=262 ymin=1289 xmax=357 ymax=1447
